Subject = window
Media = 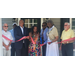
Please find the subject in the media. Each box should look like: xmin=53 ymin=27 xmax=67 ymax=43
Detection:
xmin=43 ymin=18 xmax=50 ymax=22
xmin=71 ymin=18 xmax=75 ymax=35
xmin=70 ymin=18 xmax=75 ymax=51
xmin=24 ymin=19 xmax=38 ymax=28
xmin=72 ymin=18 xmax=75 ymax=30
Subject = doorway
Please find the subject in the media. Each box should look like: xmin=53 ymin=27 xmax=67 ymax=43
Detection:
xmin=70 ymin=18 xmax=75 ymax=55
xmin=21 ymin=18 xmax=41 ymax=33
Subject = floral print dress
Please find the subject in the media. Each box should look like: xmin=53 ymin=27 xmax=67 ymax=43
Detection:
xmin=28 ymin=35 xmax=42 ymax=56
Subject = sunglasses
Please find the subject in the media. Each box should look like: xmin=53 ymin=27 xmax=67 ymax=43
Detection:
xmin=42 ymin=25 xmax=46 ymax=26
xmin=4 ymin=26 xmax=8 ymax=27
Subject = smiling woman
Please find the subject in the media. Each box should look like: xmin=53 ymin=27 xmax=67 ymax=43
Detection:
xmin=28 ymin=26 xmax=42 ymax=56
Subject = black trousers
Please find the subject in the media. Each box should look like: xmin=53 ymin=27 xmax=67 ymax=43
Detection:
xmin=42 ymin=44 xmax=46 ymax=56
xmin=16 ymin=44 xmax=28 ymax=56
xmin=62 ymin=43 xmax=73 ymax=56
xmin=11 ymin=43 xmax=16 ymax=56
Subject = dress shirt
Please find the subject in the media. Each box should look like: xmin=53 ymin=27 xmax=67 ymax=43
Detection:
xmin=61 ymin=28 xmax=75 ymax=41
xmin=2 ymin=30 xmax=13 ymax=49
xmin=20 ymin=26 xmax=24 ymax=34
xmin=20 ymin=26 xmax=24 ymax=43
xmin=40 ymin=27 xmax=48 ymax=44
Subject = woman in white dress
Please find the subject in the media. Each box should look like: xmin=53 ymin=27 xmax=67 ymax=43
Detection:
xmin=46 ymin=20 xmax=59 ymax=56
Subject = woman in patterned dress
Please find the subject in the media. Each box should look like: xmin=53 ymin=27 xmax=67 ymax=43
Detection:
xmin=28 ymin=26 xmax=42 ymax=56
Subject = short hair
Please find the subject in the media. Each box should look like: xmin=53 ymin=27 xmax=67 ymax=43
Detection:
xmin=64 ymin=22 xmax=70 ymax=25
xmin=3 ymin=23 xmax=8 ymax=26
xmin=19 ymin=20 xmax=24 ymax=23
xmin=43 ymin=22 xmax=47 ymax=25
xmin=47 ymin=20 xmax=54 ymax=25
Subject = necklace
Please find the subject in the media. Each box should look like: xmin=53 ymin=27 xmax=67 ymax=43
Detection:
xmin=33 ymin=35 xmax=35 ymax=37
xmin=33 ymin=33 xmax=36 ymax=37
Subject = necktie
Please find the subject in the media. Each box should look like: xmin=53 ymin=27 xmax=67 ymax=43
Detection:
xmin=22 ymin=28 xmax=25 ymax=43
xmin=22 ymin=28 xmax=24 ymax=36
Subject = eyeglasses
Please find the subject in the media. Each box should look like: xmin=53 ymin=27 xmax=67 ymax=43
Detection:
xmin=4 ymin=26 xmax=8 ymax=27
xmin=64 ymin=25 xmax=67 ymax=26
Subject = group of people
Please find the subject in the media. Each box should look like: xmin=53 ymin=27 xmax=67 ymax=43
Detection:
xmin=2 ymin=20 xmax=75 ymax=56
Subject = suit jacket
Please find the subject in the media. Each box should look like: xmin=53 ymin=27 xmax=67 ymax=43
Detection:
xmin=14 ymin=26 xmax=29 ymax=49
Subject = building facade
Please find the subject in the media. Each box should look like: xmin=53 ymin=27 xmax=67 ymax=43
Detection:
xmin=0 ymin=18 xmax=75 ymax=56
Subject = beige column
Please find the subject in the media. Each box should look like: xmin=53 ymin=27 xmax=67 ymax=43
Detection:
xmin=18 ymin=18 xmax=21 ymax=26
xmin=41 ymin=18 xmax=43 ymax=29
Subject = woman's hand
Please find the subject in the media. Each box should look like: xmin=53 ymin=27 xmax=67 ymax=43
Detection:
xmin=26 ymin=36 xmax=29 ymax=39
xmin=48 ymin=42 xmax=52 ymax=44
xmin=52 ymin=36 xmax=58 ymax=42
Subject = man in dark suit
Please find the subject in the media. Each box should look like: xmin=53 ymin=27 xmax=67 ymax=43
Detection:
xmin=14 ymin=20 xmax=29 ymax=56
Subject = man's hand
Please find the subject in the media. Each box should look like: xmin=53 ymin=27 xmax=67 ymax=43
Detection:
xmin=24 ymin=36 xmax=27 ymax=39
xmin=59 ymin=46 xmax=61 ymax=50
xmin=24 ymin=36 xmax=29 ymax=39
xmin=5 ymin=45 xmax=9 ymax=50
xmin=63 ymin=41 xmax=67 ymax=44
xmin=3 ymin=42 xmax=10 ymax=50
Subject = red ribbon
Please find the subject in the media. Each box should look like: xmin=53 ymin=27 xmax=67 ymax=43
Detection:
xmin=40 ymin=37 xmax=75 ymax=47
xmin=2 ymin=35 xmax=13 ymax=42
xmin=2 ymin=34 xmax=75 ymax=47
xmin=2 ymin=34 xmax=44 ymax=46
xmin=2 ymin=34 xmax=36 ymax=45
xmin=58 ymin=37 xmax=75 ymax=44
xmin=31 ymin=37 xmax=35 ymax=44
xmin=2 ymin=34 xmax=29 ymax=42
xmin=16 ymin=36 xmax=29 ymax=42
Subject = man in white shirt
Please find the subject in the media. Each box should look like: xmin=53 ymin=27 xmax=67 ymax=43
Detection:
xmin=2 ymin=23 xmax=13 ymax=56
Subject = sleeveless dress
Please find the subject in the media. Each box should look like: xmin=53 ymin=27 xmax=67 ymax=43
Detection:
xmin=28 ymin=35 xmax=42 ymax=56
